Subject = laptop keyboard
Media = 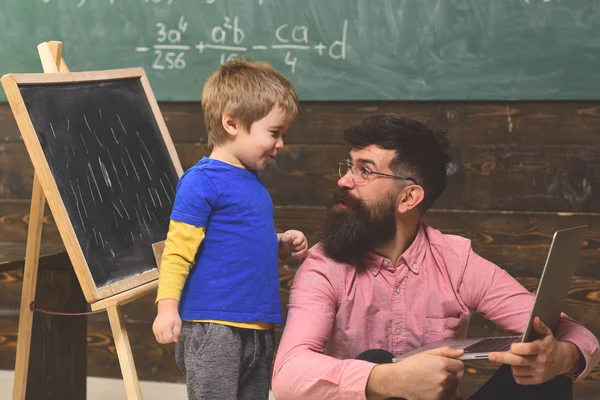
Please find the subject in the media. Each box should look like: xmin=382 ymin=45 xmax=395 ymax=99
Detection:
xmin=463 ymin=336 xmax=522 ymax=353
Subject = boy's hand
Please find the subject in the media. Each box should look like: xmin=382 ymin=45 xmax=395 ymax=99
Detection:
xmin=279 ymin=230 xmax=308 ymax=259
xmin=153 ymin=298 xmax=182 ymax=344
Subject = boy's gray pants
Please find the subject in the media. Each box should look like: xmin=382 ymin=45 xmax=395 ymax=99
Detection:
xmin=176 ymin=321 xmax=274 ymax=400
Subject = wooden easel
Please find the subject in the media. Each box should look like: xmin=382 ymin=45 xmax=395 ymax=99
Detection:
xmin=12 ymin=41 xmax=155 ymax=400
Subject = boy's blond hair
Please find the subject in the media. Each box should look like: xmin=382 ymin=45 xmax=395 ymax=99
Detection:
xmin=202 ymin=58 xmax=300 ymax=148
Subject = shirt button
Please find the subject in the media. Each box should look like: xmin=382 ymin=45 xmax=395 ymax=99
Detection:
xmin=372 ymin=267 xmax=377 ymax=273
xmin=412 ymin=263 xmax=418 ymax=271
xmin=382 ymin=259 xmax=390 ymax=266
xmin=395 ymin=287 xmax=400 ymax=294
xmin=395 ymin=328 xmax=402 ymax=335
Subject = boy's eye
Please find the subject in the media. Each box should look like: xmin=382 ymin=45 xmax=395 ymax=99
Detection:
xmin=270 ymin=131 xmax=280 ymax=138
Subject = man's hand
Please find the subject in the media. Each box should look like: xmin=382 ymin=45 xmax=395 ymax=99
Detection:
xmin=152 ymin=298 xmax=182 ymax=344
xmin=279 ymin=230 xmax=309 ymax=259
xmin=366 ymin=347 xmax=465 ymax=400
xmin=488 ymin=316 xmax=583 ymax=385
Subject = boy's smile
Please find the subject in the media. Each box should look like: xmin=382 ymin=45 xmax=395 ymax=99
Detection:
xmin=235 ymin=106 xmax=291 ymax=171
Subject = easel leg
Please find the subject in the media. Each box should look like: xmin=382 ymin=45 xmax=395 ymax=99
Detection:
xmin=12 ymin=174 xmax=45 ymax=400
xmin=107 ymin=305 xmax=143 ymax=400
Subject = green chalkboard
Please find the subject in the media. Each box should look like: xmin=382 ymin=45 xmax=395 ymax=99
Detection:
xmin=1 ymin=0 xmax=599 ymax=101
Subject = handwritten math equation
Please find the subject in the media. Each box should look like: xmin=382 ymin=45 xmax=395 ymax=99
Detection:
xmin=134 ymin=16 xmax=348 ymax=74
xmin=39 ymin=0 xmax=266 ymax=7
xmin=40 ymin=0 xmax=554 ymax=8
xmin=41 ymin=0 xmax=264 ymax=8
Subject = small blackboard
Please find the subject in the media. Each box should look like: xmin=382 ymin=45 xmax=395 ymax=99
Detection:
xmin=2 ymin=69 xmax=183 ymax=302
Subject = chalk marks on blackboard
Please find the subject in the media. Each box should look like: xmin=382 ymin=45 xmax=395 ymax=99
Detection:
xmin=40 ymin=110 xmax=176 ymax=257
xmin=49 ymin=122 xmax=56 ymax=139
xmin=125 ymin=147 xmax=141 ymax=182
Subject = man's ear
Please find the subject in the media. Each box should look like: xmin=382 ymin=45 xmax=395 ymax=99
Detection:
xmin=397 ymin=185 xmax=425 ymax=214
xmin=222 ymin=112 xmax=239 ymax=137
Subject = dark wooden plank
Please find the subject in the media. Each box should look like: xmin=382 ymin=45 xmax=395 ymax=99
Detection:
xmin=422 ymin=210 xmax=600 ymax=278
xmin=172 ymin=143 xmax=600 ymax=211
xmin=2 ymin=268 xmax=598 ymax=342
xmin=0 ymin=242 xmax=66 ymax=273
xmin=2 ymin=203 xmax=599 ymax=278
xmin=26 ymin=258 xmax=87 ymax=400
xmin=282 ymin=102 xmax=600 ymax=146
xmin=7 ymin=317 xmax=600 ymax=388
xmin=0 ymin=142 xmax=33 ymax=200
xmin=272 ymin=206 xmax=600 ymax=278
xmin=1 ymin=298 xmax=599 ymax=392
xmin=441 ymin=145 xmax=600 ymax=212
xmin=4 ymin=141 xmax=599 ymax=212
xmin=88 ymin=102 xmax=600 ymax=146
xmin=1 ymin=273 xmax=598 ymax=394
xmin=0 ymin=201 xmax=62 ymax=245
xmin=0 ymin=244 xmax=86 ymax=399
xmin=0 ymin=104 xmax=21 ymax=142
xmin=3 ymin=101 xmax=600 ymax=145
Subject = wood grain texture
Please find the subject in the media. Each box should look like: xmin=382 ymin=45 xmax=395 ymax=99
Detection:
xmin=0 ymin=202 xmax=62 ymax=245
xmin=2 ymin=203 xmax=599 ymax=278
xmin=12 ymin=175 xmax=45 ymax=400
xmin=3 ymin=142 xmax=598 ymax=212
xmin=0 ymin=275 xmax=598 ymax=392
xmin=1 ymin=100 xmax=599 ymax=397
xmin=3 ymin=101 xmax=600 ymax=144
xmin=26 ymin=257 xmax=87 ymax=400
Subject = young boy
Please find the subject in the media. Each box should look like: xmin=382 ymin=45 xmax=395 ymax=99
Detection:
xmin=152 ymin=59 xmax=308 ymax=400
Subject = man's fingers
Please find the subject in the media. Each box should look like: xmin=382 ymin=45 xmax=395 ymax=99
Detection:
xmin=446 ymin=358 xmax=465 ymax=373
xmin=488 ymin=351 xmax=529 ymax=366
xmin=533 ymin=316 xmax=553 ymax=337
xmin=292 ymin=236 xmax=304 ymax=246
xmin=426 ymin=346 xmax=465 ymax=359
xmin=510 ymin=342 xmax=540 ymax=356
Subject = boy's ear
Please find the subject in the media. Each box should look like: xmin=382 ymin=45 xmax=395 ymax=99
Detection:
xmin=222 ymin=112 xmax=239 ymax=137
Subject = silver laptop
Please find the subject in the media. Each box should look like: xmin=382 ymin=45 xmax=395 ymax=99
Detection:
xmin=394 ymin=225 xmax=587 ymax=362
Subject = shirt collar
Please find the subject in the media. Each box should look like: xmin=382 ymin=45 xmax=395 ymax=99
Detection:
xmin=361 ymin=223 xmax=428 ymax=276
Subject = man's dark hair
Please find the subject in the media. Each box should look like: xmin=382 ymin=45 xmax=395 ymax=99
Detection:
xmin=343 ymin=114 xmax=451 ymax=211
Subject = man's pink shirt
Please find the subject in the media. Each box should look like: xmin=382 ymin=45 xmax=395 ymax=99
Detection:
xmin=273 ymin=224 xmax=599 ymax=399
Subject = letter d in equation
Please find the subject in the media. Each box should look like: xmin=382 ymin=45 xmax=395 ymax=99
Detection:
xmin=329 ymin=20 xmax=348 ymax=60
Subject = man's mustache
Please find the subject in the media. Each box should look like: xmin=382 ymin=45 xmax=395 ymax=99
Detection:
xmin=328 ymin=188 xmax=361 ymax=210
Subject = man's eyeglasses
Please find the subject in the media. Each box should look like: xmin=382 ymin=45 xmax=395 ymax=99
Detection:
xmin=338 ymin=159 xmax=418 ymax=185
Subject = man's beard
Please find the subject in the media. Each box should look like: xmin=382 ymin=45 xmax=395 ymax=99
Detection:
xmin=320 ymin=188 xmax=397 ymax=264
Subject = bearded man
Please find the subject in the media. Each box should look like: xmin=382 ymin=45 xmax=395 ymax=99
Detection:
xmin=272 ymin=114 xmax=598 ymax=400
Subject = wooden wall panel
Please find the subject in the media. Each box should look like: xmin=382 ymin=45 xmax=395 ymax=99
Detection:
xmin=4 ymin=142 xmax=598 ymax=211
xmin=1 ymin=270 xmax=599 ymax=386
xmin=148 ymin=102 xmax=600 ymax=146
xmin=2 ymin=203 xmax=598 ymax=278
xmin=1 ymin=100 xmax=599 ymax=396
xmin=3 ymin=101 xmax=600 ymax=144
xmin=0 ymin=203 xmax=61 ymax=245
